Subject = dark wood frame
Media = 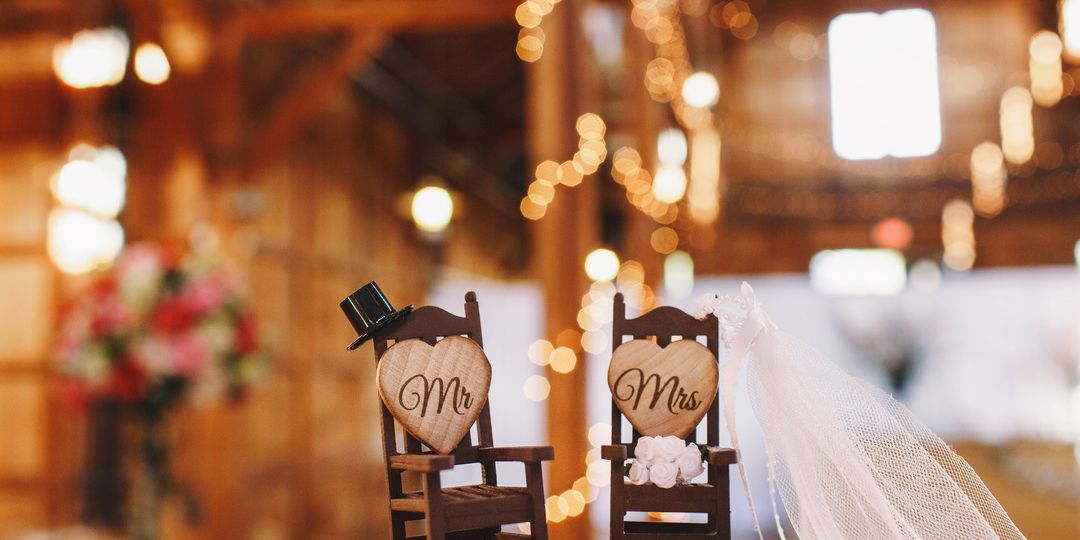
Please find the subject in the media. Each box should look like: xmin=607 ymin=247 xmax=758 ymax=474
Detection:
xmin=601 ymin=293 xmax=737 ymax=540
xmin=371 ymin=291 xmax=553 ymax=540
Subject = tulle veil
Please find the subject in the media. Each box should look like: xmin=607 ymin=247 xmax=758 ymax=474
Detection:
xmin=698 ymin=283 xmax=1025 ymax=540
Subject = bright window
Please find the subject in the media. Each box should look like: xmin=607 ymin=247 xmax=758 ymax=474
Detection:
xmin=828 ymin=8 xmax=941 ymax=160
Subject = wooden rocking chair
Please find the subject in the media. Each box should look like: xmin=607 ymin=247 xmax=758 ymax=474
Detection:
xmin=601 ymin=293 xmax=737 ymax=539
xmin=371 ymin=291 xmax=554 ymax=540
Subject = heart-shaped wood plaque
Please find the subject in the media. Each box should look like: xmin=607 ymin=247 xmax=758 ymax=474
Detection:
xmin=608 ymin=339 xmax=718 ymax=438
xmin=377 ymin=336 xmax=491 ymax=454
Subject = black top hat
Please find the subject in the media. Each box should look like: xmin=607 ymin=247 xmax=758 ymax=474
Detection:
xmin=340 ymin=281 xmax=413 ymax=350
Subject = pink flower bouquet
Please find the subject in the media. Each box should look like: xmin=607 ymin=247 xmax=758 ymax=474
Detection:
xmin=55 ymin=243 xmax=267 ymax=415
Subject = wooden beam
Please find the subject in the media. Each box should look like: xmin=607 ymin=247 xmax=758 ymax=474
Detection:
xmin=245 ymin=32 xmax=385 ymax=173
xmin=526 ymin=1 xmax=594 ymax=538
xmin=240 ymin=0 xmax=518 ymax=39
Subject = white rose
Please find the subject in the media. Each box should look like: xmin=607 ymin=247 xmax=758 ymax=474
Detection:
xmin=634 ymin=436 xmax=657 ymax=465
xmin=628 ymin=459 xmax=650 ymax=485
xmin=676 ymin=444 xmax=704 ymax=484
xmin=649 ymin=461 xmax=678 ymax=488
xmin=654 ymin=435 xmax=685 ymax=463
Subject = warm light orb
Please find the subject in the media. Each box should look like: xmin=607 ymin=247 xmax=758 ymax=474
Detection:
xmin=651 ymin=164 xmax=687 ymax=203
xmin=528 ymin=339 xmax=554 ymax=366
xmin=134 ymin=43 xmax=171 ymax=85
xmin=663 ymin=250 xmax=694 ymax=299
xmin=52 ymin=27 xmax=129 ymax=89
xmin=48 ymin=208 xmax=124 ymax=274
xmin=584 ymin=248 xmax=619 ymax=282
xmin=656 ymin=128 xmax=688 ymax=165
xmin=1030 ymin=30 xmax=1064 ymax=63
xmin=411 ymin=186 xmax=454 ymax=233
xmin=54 ymin=161 xmax=126 ymax=218
xmin=1030 ymin=30 xmax=1065 ymax=106
xmin=681 ymin=71 xmax=720 ymax=108
xmin=550 ymin=346 xmax=577 ymax=373
xmin=522 ymin=375 xmax=551 ymax=402
xmin=871 ymin=218 xmax=913 ymax=250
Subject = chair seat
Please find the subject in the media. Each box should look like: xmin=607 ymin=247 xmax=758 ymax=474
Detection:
xmin=623 ymin=483 xmax=720 ymax=513
xmin=392 ymin=485 xmax=535 ymax=531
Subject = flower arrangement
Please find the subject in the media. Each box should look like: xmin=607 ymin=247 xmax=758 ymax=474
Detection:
xmin=624 ymin=435 xmax=706 ymax=488
xmin=55 ymin=243 xmax=267 ymax=414
xmin=53 ymin=243 xmax=267 ymax=540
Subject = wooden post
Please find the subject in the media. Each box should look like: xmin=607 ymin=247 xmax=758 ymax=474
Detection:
xmin=526 ymin=1 xmax=595 ymax=537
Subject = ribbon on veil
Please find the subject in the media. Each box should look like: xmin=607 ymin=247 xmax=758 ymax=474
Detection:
xmin=696 ymin=283 xmax=1025 ymax=540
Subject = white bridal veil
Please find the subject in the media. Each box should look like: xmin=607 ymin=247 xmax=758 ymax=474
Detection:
xmin=698 ymin=283 xmax=1025 ymax=540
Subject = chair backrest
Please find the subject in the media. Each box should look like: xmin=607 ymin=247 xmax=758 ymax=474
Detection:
xmin=609 ymin=293 xmax=721 ymax=449
xmin=371 ymin=291 xmax=498 ymax=491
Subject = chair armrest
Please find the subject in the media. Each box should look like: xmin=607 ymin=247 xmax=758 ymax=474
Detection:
xmin=476 ymin=445 xmax=554 ymax=463
xmin=601 ymin=444 xmax=628 ymax=461
xmin=389 ymin=453 xmax=456 ymax=472
xmin=706 ymin=446 xmax=737 ymax=466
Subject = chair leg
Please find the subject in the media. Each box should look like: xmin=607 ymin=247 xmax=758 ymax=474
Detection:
xmin=714 ymin=465 xmax=731 ymax=540
xmin=610 ymin=459 xmax=624 ymax=540
xmin=391 ymin=512 xmax=407 ymax=540
xmin=524 ymin=461 xmax=548 ymax=540
xmin=423 ymin=471 xmax=446 ymax=540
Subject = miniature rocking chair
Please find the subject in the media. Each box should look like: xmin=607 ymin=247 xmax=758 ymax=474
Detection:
xmin=371 ymin=291 xmax=553 ymax=540
xmin=602 ymin=293 xmax=737 ymax=539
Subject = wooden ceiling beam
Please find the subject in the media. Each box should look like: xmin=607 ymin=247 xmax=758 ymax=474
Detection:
xmin=245 ymin=32 xmax=387 ymax=172
xmin=239 ymin=0 xmax=518 ymax=39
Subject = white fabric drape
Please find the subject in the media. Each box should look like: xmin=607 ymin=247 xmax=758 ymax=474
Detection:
xmin=703 ymin=283 xmax=1025 ymax=540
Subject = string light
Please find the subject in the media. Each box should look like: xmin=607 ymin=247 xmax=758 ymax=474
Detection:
xmin=1030 ymin=30 xmax=1064 ymax=106
xmin=657 ymin=128 xmax=688 ymax=166
xmin=651 ymin=164 xmax=687 ymax=203
xmin=999 ymin=86 xmax=1034 ymax=164
xmin=53 ymin=27 xmax=129 ymax=89
xmin=681 ymin=71 xmax=720 ymax=108
xmin=942 ymin=199 xmax=976 ymax=272
xmin=514 ymin=0 xmax=560 ymax=62
xmin=522 ymin=375 xmax=551 ymax=401
xmin=650 ymin=227 xmax=680 ymax=254
xmin=134 ymin=43 xmax=171 ymax=85
xmin=410 ymin=185 xmax=454 ymax=233
xmin=970 ymin=141 xmax=1007 ymax=217
xmin=48 ymin=145 xmax=128 ymax=275
xmin=51 ymin=146 xmax=127 ymax=218
xmin=48 ymin=209 xmax=124 ymax=274
xmin=516 ymin=27 xmax=545 ymax=63
xmin=584 ymin=248 xmax=619 ymax=282
xmin=663 ymin=250 xmax=694 ymax=299
xmin=528 ymin=339 xmax=554 ymax=366
xmin=521 ymin=114 xmax=605 ymax=220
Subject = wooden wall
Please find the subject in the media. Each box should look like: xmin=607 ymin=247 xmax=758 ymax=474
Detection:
xmin=164 ymin=92 xmax=436 ymax=538
xmin=0 ymin=145 xmax=60 ymax=533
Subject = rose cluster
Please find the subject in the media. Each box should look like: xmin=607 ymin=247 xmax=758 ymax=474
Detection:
xmin=54 ymin=243 xmax=267 ymax=413
xmin=625 ymin=435 xmax=705 ymax=488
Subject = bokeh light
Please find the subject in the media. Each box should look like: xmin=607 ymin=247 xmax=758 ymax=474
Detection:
xmin=681 ymin=71 xmax=720 ymax=108
xmin=584 ymin=248 xmax=619 ymax=282
xmin=651 ymin=164 xmax=687 ymax=204
xmin=48 ymin=208 xmax=124 ymax=275
xmin=522 ymin=375 xmax=551 ymax=402
xmin=53 ymin=27 xmax=129 ymax=89
xmin=411 ymin=185 xmax=454 ymax=233
xmin=134 ymin=43 xmax=171 ymax=85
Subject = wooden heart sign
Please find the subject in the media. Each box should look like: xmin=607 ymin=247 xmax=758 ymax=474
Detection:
xmin=608 ymin=339 xmax=718 ymax=438
xmin=377 ymin=336 xmax=491 ymax=454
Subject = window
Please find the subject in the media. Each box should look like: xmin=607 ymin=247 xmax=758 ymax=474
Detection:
xmin=828 ymin=8 xmax=941 ymax=160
